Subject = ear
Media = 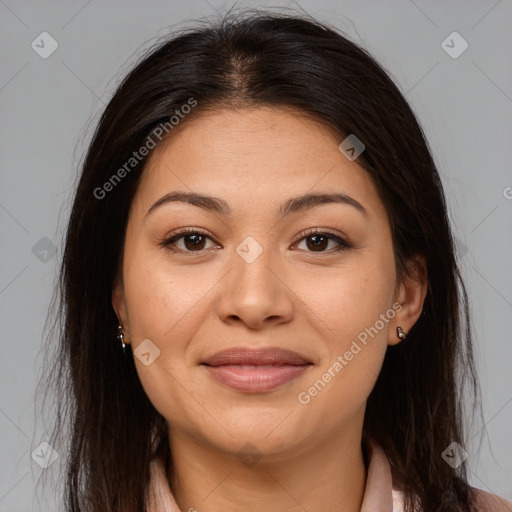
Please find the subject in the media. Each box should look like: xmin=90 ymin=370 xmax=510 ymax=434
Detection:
xmin=112 ymin=273 xmax=131 ymax=345
xmin=389 ymin=254 xmax=428 ymax=346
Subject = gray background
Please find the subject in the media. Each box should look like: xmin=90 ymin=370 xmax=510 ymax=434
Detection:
xmin=1 ymin=0 xmax=511 ymax=510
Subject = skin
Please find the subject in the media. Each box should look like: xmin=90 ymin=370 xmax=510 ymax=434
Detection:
xmin=113 ymin=106 xmax=427 ymax=512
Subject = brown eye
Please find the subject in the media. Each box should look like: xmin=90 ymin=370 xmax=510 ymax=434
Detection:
xmin=304 ymin=234 xmax=329 ymax=251
xmin=294 ymin=230 xmax=351 ymax=253
xmin=161 ymin=230 xmax=218 ymax=252
xmin=160 ymin=229 xmax=350 ymax=254
xmin=181 ymin=233 xmax=207 ymax=251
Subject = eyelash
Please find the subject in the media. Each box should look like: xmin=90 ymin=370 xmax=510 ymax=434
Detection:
xmin=159 ymin=227 xmax=352 ymax=255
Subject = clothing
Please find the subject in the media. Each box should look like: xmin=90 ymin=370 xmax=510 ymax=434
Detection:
xmin=146 ymin=438 xmax=512 ymax=511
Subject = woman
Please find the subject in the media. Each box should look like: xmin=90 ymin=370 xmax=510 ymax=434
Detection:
xmin=41 ymin=9 xmax=512 ymax=512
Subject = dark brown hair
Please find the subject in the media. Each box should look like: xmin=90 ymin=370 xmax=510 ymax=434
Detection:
xmin=39 ymin=8 xmax=483 ymax=511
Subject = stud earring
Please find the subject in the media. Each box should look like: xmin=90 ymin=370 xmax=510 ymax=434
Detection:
xmin=396 ymin=326 xmax=407 ymax=341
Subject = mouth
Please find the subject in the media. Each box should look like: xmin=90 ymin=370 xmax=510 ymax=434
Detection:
xmin=200 ymin=347 xmax=313 ymax=392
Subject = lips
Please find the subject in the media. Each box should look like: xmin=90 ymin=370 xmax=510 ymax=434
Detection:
xmin=201 ymin=347 xmax=311 ymax=367
xmin=200 ymin=347 xmax=312 ymax=392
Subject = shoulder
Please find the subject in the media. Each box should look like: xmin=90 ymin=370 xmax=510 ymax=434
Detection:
xmin=472 ymin=487 xmax=512 ymax=511
xmin=392 ymin=488 xmax=512 ymax=512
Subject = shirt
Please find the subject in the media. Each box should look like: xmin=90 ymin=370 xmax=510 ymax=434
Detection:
xmin=146 ymin=438 xmax=512 ymax=511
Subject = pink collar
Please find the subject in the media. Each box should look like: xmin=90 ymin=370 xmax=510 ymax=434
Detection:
xmin=146 ymin=438 xmax=512 ymax=511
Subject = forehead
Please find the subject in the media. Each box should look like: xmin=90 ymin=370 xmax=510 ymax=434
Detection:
xmin=131 ymin=107 xmax=387 ymax=223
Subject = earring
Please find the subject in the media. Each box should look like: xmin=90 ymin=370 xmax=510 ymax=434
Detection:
xmin=396 ymin=326 xmax=407 ymax=341
xmin=117 ymin=325 xmax=127 ymax=354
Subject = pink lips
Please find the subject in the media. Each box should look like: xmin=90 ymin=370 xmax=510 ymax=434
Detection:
xmin=201 ymin=347 xmax=312 ymax=392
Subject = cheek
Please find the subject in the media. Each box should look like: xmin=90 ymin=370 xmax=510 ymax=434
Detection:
xmin=295 ymin=252 xmax=395 ymax=345
xmin=291 ymin=250 xmax=395 ymax=418
xmin=121 ymin=248 xmax=221 ymax=417
xmin=123 ymin=244 xmax=217 ymax=344
xmin=293 ymin=298 xmax=390 ymax=438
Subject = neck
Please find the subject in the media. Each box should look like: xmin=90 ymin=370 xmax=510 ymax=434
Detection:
xmin=166 ymin=426 xmax=367 ymax=512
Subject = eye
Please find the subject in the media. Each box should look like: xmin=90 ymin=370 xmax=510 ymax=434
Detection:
xmin=293 ymin=229 xmax=351 ymax=253
xmin=160 ymin=229 xmax=219 ymax=253
xmin=159 ymin=228 xmax=351 ymax=254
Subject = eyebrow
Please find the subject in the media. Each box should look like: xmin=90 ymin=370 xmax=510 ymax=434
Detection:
xmin=145 ymin=190 xmax=368 ymax=220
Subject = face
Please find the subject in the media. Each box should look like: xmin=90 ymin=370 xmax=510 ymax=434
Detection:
xmin=113 ymin=106 xmax=426 ymax=461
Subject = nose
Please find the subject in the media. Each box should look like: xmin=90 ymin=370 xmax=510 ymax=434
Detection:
xmin=216 ymin=244 xmax=295 ymax=330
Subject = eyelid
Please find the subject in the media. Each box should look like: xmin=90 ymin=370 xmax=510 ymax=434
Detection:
xmin=160 ymin=227 xmax=220 ymax=249
xmin=291 ymin=227 xmax=350 ymax=247
xmin=160 ymin=226 xmax=351 ymax=254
